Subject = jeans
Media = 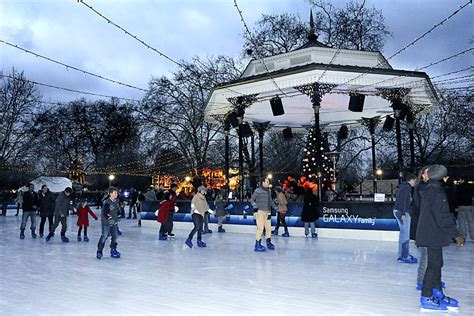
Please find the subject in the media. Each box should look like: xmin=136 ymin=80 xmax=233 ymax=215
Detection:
xmin=128 ymin=203 xmax=137 ymax=218
xmin=422 ymin=247 xmax=443 ymax=297
xmin=50 ymin=216 xmax=67 ymax=235
xmin=20 ymin=212 xmax=36 ymax=231
xmin=393 ymin=210 xmax=411 ymax=259
xmin=458 ymin=205 xmax=474 ymax=240
xmin=417 ymin=246 xmax=428 ymax=283
xmin=217 ymin=215 xmax=224 ymax=227
xmin=203 ymin=212 xmax=210 ymax=231
xmin=188 ymin=213 xmax=203 ymax=241
xmin=39 ymin=216 xmax=53 ymax=235
xmin=97 ymin=223 xmax=118 ymax=251
xmin=304 ymin=222 xmax=315 ymax=235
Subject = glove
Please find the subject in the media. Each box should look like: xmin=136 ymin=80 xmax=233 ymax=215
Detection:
xmin=455 ymin=236 xmax=464 ymax=249
xmin=155 ymin=210 xmax=159 ymax=217
xmin=107 ymin=215 xmax=116 ymax=226
xmin=207 ymin=209 xmax=215 ymax=215
xmin=174 ymin=206 xmax=179 ymax=213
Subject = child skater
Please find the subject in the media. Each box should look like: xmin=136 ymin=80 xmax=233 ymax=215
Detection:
xmin=77 ymin=199 xmax=98 ymax=242
xmin=184 ymin=186 xmax=214 ymax=248
xmin=157 ymin=192 xmax=178 ymax=240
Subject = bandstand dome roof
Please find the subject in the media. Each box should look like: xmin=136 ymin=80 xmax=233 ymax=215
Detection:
xmin=205 ymin=29 xmax=438 ymax=131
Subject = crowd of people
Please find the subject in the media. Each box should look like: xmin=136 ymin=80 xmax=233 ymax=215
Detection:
xmin=2 ymin=166 xmax=472 ymax=311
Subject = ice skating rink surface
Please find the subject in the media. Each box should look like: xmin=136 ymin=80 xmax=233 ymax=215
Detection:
xmin=1 ymin=214 xmax=473 ymax=315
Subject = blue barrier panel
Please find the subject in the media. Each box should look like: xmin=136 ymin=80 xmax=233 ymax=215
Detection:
xmin=141 ymin=200 xmax=398 ymax=231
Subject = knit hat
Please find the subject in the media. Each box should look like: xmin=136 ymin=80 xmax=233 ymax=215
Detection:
xmin=428 ymin=164 xmax=448 ymax=181
xmin=197 ymin=186 xmax=208 ymax=193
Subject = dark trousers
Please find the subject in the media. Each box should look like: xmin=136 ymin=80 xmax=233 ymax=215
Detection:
xmin=275 ymin=212 xmax=288 ymax=231
xmin=97 ymin=223 xmax=118 ymax=251
xmin=128 ymin=203 xmax=137 ymax=218
xmin=1 ymin=202 xmax=7 ymax=216
xmin=39 ymin=216 xmax=53 ymax=235
xmin=422 ymin=247 xmax=443 ymax=297
xmin=188 ymin=213 xmax=203 ymax=241
xmin=78 ymin=226 xmax=88 ymax=236
xmin=159 ymin=216 xmax=173 ymax=235
xmin=50 ymin=216 xmax=67 ymax=235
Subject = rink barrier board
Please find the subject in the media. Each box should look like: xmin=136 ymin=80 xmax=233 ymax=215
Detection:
xmin=140 ymin=201 xmax=399 ymax=231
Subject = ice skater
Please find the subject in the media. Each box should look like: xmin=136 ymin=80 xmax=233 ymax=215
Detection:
xmin=251 ymin=178 xmax=276 ymax=252
xmin=272 ymin=187 xmax=289 ymax=237
xmin=96 ymin=187 xmax=121 ymax=259
xmin=184 ymin=186 xmax=214 ymax=248
xmin=157 ymin=192 xmax=178 ymax=240
xmin=76 ymin=199 xmax=98 ymax=242
xmin=416 ymin=164 xmax=464 ymax=311
xmin=38 ymin=184 xmax=55 ymax=238
xmin=46 ymin=187 xmax=74 ymax=243
xmin=301 ymin=188 xmax=319 ymax=238
xmin=393 ymin=173 xmax=418 ymax=263
xmin=214 ymin=191 xmax=226 ymax=233
xmin=19 ymin=183 xmax=39 ymax=239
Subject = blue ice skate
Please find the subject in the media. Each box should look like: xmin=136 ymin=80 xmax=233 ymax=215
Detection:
xmin=282 ymin=231 xmax=290 ymax=237
xmin=417 ymin=281 xmax=445 ymax=291
xmin=83 ymin=236 xmax=89 ymax=242
xmin=433 ymin=288 xmax=459 ymax=309
xmin=197 ymin=240 xmax=207 ymax=247
xmin=110 ymin=248 xmax=121 ymax=258
xmin=254 ymin=240 xmax=266 ymax=252
xmin=61 ymin=236 xmax=69 ymax=243
xmin=96 ymin=250 xmax=103 ymax=259
xmin=184 ymin=238 xmax=193 ymax=249
xmin=159 ymin=233 xmax=167 ymax=240
xmin=397 ymin=255 xmax=417 ymax=264
xmin=266 ymin=239 xmax=275 ymax=250
xmin=420 ymin=296 xmax=447 ymax=311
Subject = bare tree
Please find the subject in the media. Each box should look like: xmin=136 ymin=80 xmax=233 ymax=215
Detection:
xmin=138 ymin=56 xmax=242 ymax=176
xmin=0 ymin=69 xmax=42 ymax=165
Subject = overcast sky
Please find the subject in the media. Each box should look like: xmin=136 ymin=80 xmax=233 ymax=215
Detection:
xmin=0 ymin=0 xmax=472 ymax=104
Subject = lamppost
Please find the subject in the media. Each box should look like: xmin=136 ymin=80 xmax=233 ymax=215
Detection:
xmin=108 ymin=174 xmax=115 ymax=188
xmin=326 ymin=151 xmax=340 ymax=189
xmin=375 ymin=169 xmax=383 ymax=193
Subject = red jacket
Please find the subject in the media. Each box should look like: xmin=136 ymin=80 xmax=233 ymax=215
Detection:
xmin=157 ymin=195 xmax=176 ymax=223
xmin=77 ymin=206 xmax=98 ymax=227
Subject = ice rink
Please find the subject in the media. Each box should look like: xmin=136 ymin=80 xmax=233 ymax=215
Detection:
xmin=1 ymin=213 xmax=473 ymax=315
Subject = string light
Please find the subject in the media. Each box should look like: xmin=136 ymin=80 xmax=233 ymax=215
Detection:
xmin=417 ymin=47 xmax=473 ymax=71
xmin=233 ymin=0 xmax=288 ymax=97
xmin=385 ymin=0 xmax=472 ymax=61
xmin=0 ymin=74 xmax=139 ymax=102
xmin=0 ymin=39 xmax=147 ymax=92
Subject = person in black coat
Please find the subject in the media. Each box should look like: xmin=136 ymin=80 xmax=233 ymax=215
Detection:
xmin=416 ymin=165 xmax=464 ymax=311
xmin=301 ymin=188 xmax=319 ymax=238
xmin=20 ymin=183 xmax=39 ymax=239
xmin=38 ymin=185 xmax=55 ymax=238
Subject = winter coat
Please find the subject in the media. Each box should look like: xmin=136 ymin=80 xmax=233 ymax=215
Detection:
xmin=54 ymin=192 xmax=73 ymax=216
xmin=191 ymin=193 xmax=209 ymax=217
xmin=38 ymin=190 xmax=55 ymax=217
xmin=456 ymin=182 xmax=473 ymax=207
xmin=416 ymin=181 xmax=462 ymax=248
xmin=214 ymin=195 xmax=226 ymax=217
xmin=76 ymin=206 xmax=98 ymax=227
xmin=301 ymin=191 xmax=319 ymax=222
xmin=22 ymin=190 xmax=38 ymax=212
xmin=393 ymin=182 xmax=413 ymax=215
xmin=250 ymin=187 xmax=276 ymax=212
xmin=101 ymin=197 xmax=120 ymax=225
xmin=277 ymin=192 xmax=288 ymax=213
xmin=410 ymin=181 xmax=428 ymax=241
xmin=157 ymin=195 xmax=176 ymax=223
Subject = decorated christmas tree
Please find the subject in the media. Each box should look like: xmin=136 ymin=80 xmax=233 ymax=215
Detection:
xmin=302 ymin=127 xmax=332 ymax=184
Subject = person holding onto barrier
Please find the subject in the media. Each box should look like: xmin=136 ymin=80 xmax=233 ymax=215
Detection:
xmin=393 ymin=173 xmax=417 ymax=263
xmin=251 ymin=178 xmax=276 ymax=252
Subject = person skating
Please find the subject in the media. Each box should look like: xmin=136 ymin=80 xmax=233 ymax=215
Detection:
xmin=214 ymin=191 xmax=226 ymax=233
xmin=455 ymin=177 xmax=474 ymax=241
xmin=251 ymin=178 xmax=276 ymax=252
xmin=301 ymin=188 xmax=319 ymax=238
xmin=272 ymin=187 xmax=289 ymax=237
xmin=76 ymin=200 xmax=98 ymax=242
xmin=393 ymin=173 xmax=418 ymax=263
xmin=416 ymin=165 xmax=464 ymax=311
xmin=46 ymin=187 xmax=74 ymax=242
xmin=20 ymin=183 xmax=39 ymax=239
xmin=38 ymin=185 xmax=55 ymax=238
xmin=96 ymin=187 xmax=121 ymax=259
xmin=184 ymin=186 xmax=214 ymax=248
xmin=157 ymin=192 xmax=177 ymax=240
